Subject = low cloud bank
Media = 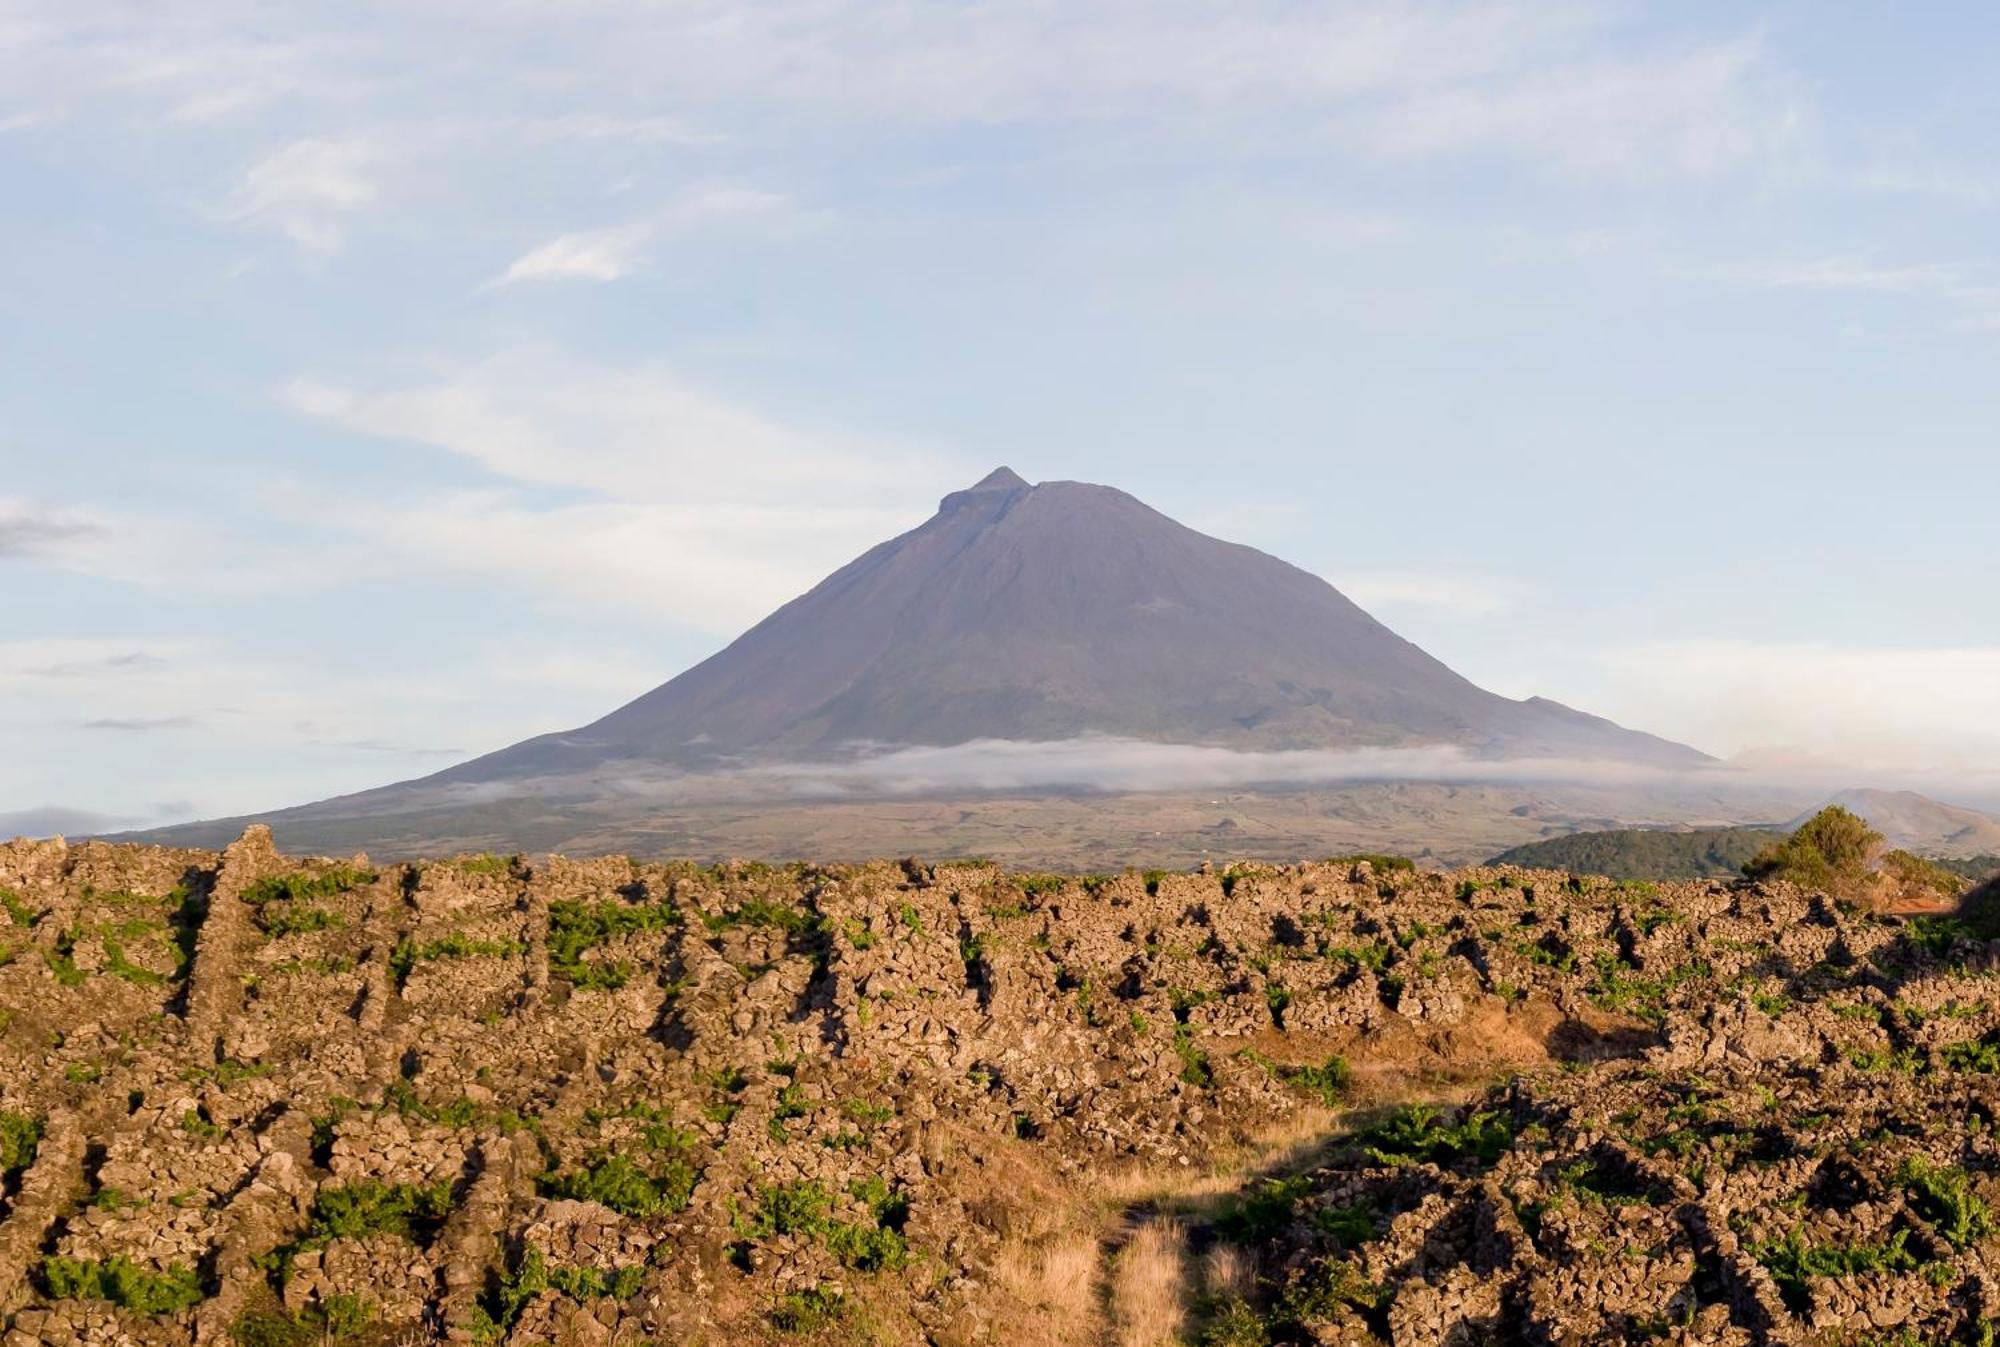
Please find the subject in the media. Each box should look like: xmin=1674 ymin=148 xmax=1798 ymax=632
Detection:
xmin=751 ymin=736 xmax=1713 ymax=798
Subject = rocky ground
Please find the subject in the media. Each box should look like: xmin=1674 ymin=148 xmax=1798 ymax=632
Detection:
xmin=0 ymin=830 xmax=1995 ymax=1346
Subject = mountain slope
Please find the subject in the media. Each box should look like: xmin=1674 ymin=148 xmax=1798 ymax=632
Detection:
xmin=438 ymin=467 xmax=1707 ymax=782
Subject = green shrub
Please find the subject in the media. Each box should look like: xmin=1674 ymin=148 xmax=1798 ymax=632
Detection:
xmin=1200 ymin=1297 xmax=1271 ymax=1346
xmin=1743 ymin=807 xmax=1880 ymax=894
xmin=42 ymin=1255 xmax=203 ymax=1313
xmin=389 ymin=932 xmax=523 ymax=985
xmin=0 ymin=1109 xmax=42 ymax=1177
xmin=242 ymin=866 xmax=376 ymax=906
xmin=547 ymin=896 xmax=677 ymax=989
xmin=1174 ymin=1024 xmax=1213 ymax=1089
xmin=1751 ymin=1228 xmax=1918 ymax=1310
xmin=0 ymin=887 xmax=38 ymax=926
xmin=307 ymin=1179 xmax=454 ymax=1244
xmin=1214 ymin=1176 xmax=1312 ymax=1240
xmin=257 ymin=904 xmax=344 ymax=937
xmin=1280 ymin=1055 xmax=1352 ymax=1107
xmin=1356 ymin=1104 xmax=1513 ymax=1169
xmin=1899 ymin=1156 xmax=1994 ymax=1250
xmin=541 ymin=1152 xmax=695 ymax=1218
xmin=770 ymin=1286 xmax=844 ymax=1333
xmin=231 ymin=1295 xmax=374 ymax=1346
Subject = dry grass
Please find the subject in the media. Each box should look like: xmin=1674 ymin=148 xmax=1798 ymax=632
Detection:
xmin=1202 ymin=1243 xmax=1252 ymax=1301
xmin=1111 ymin=1219 xmax=1189 ymax=1347
xmin=994 ymin=1233 xmax=1102 ymax=1346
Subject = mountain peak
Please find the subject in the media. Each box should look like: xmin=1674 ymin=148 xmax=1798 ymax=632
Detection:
xmin=939 ymin=465 xmax=1032 ymax=512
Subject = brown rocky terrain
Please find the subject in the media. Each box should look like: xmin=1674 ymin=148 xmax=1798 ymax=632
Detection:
xmin=1 ymin=831 xmax=1997 ymax=1345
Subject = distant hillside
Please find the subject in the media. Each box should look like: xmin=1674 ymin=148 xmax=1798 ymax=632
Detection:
xmin=1801 ymin=789 xmax=2000 ymax=857
xmin=1938 ymin=855 xmax=2000 ymax=883
xmin=1488 ymin=826 xmax=1786 ymax=881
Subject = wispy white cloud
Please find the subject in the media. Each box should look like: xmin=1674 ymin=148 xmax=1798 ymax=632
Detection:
xmin=227 ymin=135 xmax=379 ymax=252
xmin=0 ymin=497 xmax=107 ymax=558
xmin=280 ymin=348 xmax=960 ymax=630
xmin=1352 ymin=34 xmax=1805 ymax=179
xmin=488 ymin=184 xmax=796 ymax=287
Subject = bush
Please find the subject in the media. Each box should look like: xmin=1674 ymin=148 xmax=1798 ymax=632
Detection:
xmin=0 ymin=1109 xmax=42 ymax=1177
xmin=1281 ymin=1055 xmax=1352 ymax=1107
xmin=1356 ymin=1104 xmax=1513 ymax=1169
xmin=42 ymin=1255 xmax=203 ymax=1313
xmin=542 ymin=1152 xmax=696 ymax=1218
xmin=547 ymin=896 xmax=677 ymax=990
xmin=1744 ymin=807 xmax=1881 ymax=893
xmin=770 ymin=1286 xmax=844 ymax=1333
xmin=242 ymin=866 xmax=376 ymax=906
xmin=307 ymin=1179 xmax=454 ymax=1243
xmin=1899 ymin=1156 xmax=1994 ymax=1250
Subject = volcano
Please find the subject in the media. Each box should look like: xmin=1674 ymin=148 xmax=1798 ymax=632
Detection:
xmin=129 ymin=468 xmax=1709 ymax=854
xmin=435 ymin=466 xmax=1704 ymax=778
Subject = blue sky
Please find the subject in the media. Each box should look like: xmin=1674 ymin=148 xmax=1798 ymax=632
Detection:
xmin=4 ymin=1 xmax=1999 ymax=830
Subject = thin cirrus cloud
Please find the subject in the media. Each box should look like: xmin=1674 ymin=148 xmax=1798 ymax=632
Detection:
xmin=488 ymin=186 xmax=799 ymax=287
xmin=226 ymin=135 xmax=379 ymax=252
xmin=0 ymin=498 xmax=107 ymax=558
xmin=279 ymin=349 xmax=960 ymax=630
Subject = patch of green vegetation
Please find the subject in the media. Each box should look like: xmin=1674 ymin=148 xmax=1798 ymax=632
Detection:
xmin=1496 ymin=827 xmax=1792 ymax=879
xmin=700 ymin=897 xmax=825 ymax=938
xmin=1751 ymin=1228 xmax=1919 ymax=1311
xmin=388 ymin=932 xmax=524 ymax=986
xmin=1173 ymin=1023 xmax=1213 ymax=1089
xmin=1899 ymin=1156 xmax=1994 ymax=1250
xmin=310 ymin=1179 xmax=454 ymax=1243
xmin=102 ymin=933 xmax=169 ymax=986
xmin=231 ymin=1294 xmax=374 ymax=1346
xmin=1016 ymin=874 xmax=1067 ymax=897
xmin=1356 ymin=1104 xmax=1513 ymax=1170
xmin=1275 ymin=1259 xmax=1390 ymax=1327
xmin=0 ymin=1109 xmax=42 ymax=1178
xmin=471 ymin=1245 xmax=643 ymax=1342
xmin=739 ymin=1177 xmax=909 ymax=1271
xmin=1586 ymin=952 xmax=1712 ymax=1026
xmin=541 ymin=1151 xmax=696 ymax=1218
xmin=256 ymin=904 xmax=345 ymax=937
xmin=1323 ymin=940 xmax=1393 ymax=973
xmin=451 ymin=853 xmax=517 ymax=878
xmin=843 ymin=1098 xmax=894 ymax=1126
xmin=1940 ymin=1033 xmax=2000 ymax=1074
xmin=1882 ymin=850 xmax=1971 ymax=900
xmin=1197 ymin=1296 xmax=1271 ymax=1346
xmin=44 ymin=925 xmax=86 ymax=986
xmin=242 ymin=866 xmax=377 ymax=907
xmin=42 ymin=1255 xmax=203 ymax=1314
xmin=182 ymin=1107 xmax=226 ymax=1142
xmin=1214 ymin=1175 xmax=1312 ymax=1240
xmin=770 ymin=1285 xmax=845 ymax=1333
xmin=1260 ymin=1054 xmax=1350 ymax=1107
xmin=547 ymin=895 xmax=678 ymax=990
xmin=0 ymin=887 xmax=37 ymax=927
